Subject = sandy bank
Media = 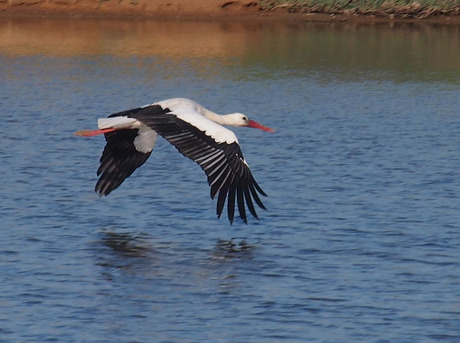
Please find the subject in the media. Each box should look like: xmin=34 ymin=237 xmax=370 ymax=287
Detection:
xmin=1 ymin=0 xmax=460 ymax=23
xmin=1 ymin=0 xmax=259 ymax=19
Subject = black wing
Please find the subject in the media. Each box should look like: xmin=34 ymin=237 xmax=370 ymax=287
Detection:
xmin=95 ymin=129 xmax=152 ymax=196
xmin=131 ymin=106 xmax=267 ymax=224
xmin=95 ymin=107 xmax=164 ymax=196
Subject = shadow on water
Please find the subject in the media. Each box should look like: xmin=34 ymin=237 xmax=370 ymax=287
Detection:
xmin=99 ymin=230 xmax=152 ymax=258
xmin=96 ymin=230 xmax=259 ymax=268
xmin=93 ymin=230 xmax=262 ymax=298
xmin=211 ymin=238 xmax=257 ymax=260
xmin=94 ymin=230 xmax=162 ymax=274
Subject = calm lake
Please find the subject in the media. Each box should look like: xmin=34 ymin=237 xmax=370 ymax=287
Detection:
xmin=1 ymin=17 xmax=459 ymax=342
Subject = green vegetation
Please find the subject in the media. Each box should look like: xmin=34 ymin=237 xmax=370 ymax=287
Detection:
xmin=259 ymin=0 xmax=460 ymax=17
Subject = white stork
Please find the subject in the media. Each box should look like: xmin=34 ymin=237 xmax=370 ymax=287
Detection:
xmin=75 ymin=98 xmax=274 ymax=224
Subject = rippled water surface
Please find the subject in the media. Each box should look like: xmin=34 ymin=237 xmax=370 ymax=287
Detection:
xmin=1 ymin=18 xmax=459 ymax=342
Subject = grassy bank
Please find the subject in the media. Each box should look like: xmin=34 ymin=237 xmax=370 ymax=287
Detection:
xmin=260 ymin=0 xmax=460 ymax=18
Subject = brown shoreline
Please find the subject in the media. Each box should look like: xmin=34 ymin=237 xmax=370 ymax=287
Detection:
xmin=1 ymin=0 xmax=460 ymax=24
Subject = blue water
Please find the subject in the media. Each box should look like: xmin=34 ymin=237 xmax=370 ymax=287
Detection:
xmin=1 ymin=19 xmax=459 ymax=342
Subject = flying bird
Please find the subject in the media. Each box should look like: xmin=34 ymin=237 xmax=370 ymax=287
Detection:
xmin=75 ymin=98 xmax=274 ymax=224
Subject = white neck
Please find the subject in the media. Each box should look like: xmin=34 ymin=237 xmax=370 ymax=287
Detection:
xmin=202 ymin=110 xmax=236 ymax=126
xmin=157 ymin=98 xmax=242 ymax=127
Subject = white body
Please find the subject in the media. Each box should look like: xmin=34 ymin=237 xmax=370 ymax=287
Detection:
xmin=86 ymin=97 xmax=272 ymax=224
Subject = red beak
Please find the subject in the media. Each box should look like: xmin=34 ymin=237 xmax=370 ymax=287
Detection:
xmin=74 ymin=127 xmax=117 ymax=137
xmin=247 ymin=120 xmax=275 ymax=132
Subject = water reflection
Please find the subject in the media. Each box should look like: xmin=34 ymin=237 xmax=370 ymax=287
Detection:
xmin=99 ymin=231 xmax=152 ymax=258
xmin=243 ymin=22 xmax=460 ymax=81
xmin=211 ymin=238 xmax=256 ymax=259
xmin=0 ymin=17 xmax=251 ymax=58
xmin=1 ymin=17 xmax=459 ymax=82
xmin=98 ymin=230 xmax=256 ymax=262
xmin=94 ymin=229 xmax=258 ymax=302
xmin=95 ymin=230 xmax=162 ymax=278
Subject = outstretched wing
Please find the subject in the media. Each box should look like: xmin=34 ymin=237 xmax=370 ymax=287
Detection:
xmin=131 ymin=106 xmax=267 ymax=224
xmin=95 ymin=107 xmax=161 ymax=196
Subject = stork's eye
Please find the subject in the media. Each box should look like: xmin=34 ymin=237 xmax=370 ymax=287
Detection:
xmin=242 ymin=116 xmax=248 ymax=122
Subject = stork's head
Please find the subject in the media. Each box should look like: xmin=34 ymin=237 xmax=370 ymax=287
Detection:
xmin=228 ymin=113 xmax=275 ymax=132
